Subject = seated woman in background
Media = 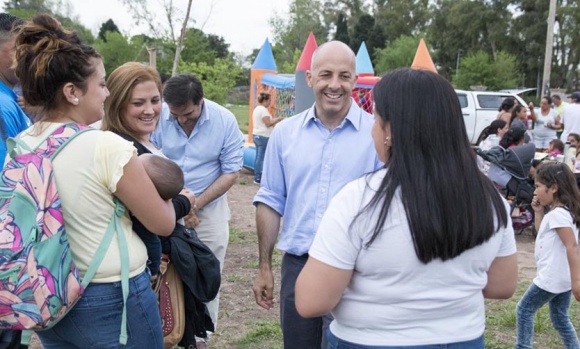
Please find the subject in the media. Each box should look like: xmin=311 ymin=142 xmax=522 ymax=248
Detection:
xmin=567 ymin=133 xmax=580 ymax=148
xmin=485 ymin=128 xmax=536 ymax=188
xmin=476 ymin=119 xmax=508 ymax=174
xmin=510 ymin=104 xmax=533 ymax=143
xmin=497 ymin=96 xmax=517 ymax=124
xmin=295 ymin=68 xmax=518 ymax=349
xmin=477 ymin=119 xmax=508 ymax=150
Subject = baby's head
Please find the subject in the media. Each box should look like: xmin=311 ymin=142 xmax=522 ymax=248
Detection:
xmin=139 ymin=154 xmax=184 ymax=200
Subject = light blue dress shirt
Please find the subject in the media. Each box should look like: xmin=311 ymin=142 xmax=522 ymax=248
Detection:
xmin=253 ymin=100 xmax=381 ymax=256
xmin=151 ymin=101 xmax=244 ymax=207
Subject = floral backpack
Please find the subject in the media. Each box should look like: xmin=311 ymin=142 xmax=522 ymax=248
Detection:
xmin=0 ymin=123 xmax=130 ymax=344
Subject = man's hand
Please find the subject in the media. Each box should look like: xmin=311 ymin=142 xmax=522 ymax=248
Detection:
xmin=179 ymin=188 xmax=196 ymax=207
xmin=184 ymin=211 xmax=200 ymax=228
xmin=253 ymin=268 xmax=275 ymax=310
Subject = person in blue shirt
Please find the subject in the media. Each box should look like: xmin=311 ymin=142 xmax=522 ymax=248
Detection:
xmin=0 ymin=13 xmax=30 ymax=163
xmin=251 ymin=41 xmax=382 ymax=349
xmin=151 ymin=74 xmax=244 ymax=348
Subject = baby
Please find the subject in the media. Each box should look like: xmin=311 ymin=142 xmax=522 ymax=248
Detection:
xmin=134 ymin=154 xmax=184 ymax=277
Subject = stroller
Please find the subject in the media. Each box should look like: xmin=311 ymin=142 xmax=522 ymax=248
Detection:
xmin=476 ymin=143 xmax=536 ymax=235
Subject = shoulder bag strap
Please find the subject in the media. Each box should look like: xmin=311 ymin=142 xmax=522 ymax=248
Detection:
xmin=81 ymin=197 xmax=130 ymax=345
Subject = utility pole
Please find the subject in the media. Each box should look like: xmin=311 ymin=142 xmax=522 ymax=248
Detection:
xmin=541 ymin=0 xmax=557 ymax=97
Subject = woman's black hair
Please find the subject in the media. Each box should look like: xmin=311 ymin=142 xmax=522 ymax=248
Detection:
xmin=535 ymin=162 xmax=580 ymax=229
xmin=542 ymin=95 xmax=552 ymax=105
xmin=510 ymin=104 xmax=525 ymax=126
xmin=499 ymin=127 xmax=525 ymax=148
xmin=476 ymin=119 xmax=507 ymax=145
xmin=499 ymin=97 xmax=516 ymax=112
xmin=360 ymin=68 xmax=508 ymax=263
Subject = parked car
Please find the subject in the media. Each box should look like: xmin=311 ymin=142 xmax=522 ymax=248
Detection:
xmin=456 ymin=90 xmax=527 ymax=144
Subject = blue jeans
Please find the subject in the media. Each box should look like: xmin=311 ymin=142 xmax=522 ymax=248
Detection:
xmin=327 ymin=329 xmax=484 ymax=349
xmin=516 ymin=282 xmax=579 ymax=349
xmin=36 ymin=270 xmax=163 ymax=349
xmin=252 ymin=135 xmax=269 ymax=183
xmin=281 ymin=253 xmax=333 ymax=349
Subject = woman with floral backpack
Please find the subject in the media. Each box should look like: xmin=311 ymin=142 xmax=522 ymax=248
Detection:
xmin=8 ymin=14 xmax=175 ymax=348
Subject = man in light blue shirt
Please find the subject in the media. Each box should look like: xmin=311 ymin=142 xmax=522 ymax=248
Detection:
xmin=0 ymin=14 xmax=30 ymax=163
xmin=151 ymin=74 xmax=244 ymax=346
xmin=252 ymin=41 xmax=381 ymax=349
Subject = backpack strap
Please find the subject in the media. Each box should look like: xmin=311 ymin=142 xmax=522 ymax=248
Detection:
xmin=81 ymin=197 xmax=130 ymax=345
xmin=6 ymin=123 xmax=94 ymax=160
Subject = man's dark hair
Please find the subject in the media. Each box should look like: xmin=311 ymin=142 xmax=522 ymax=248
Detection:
xmin=163 ymin=74 xmax=204 ymax=106
xmin=0 ymin=13 xmax=23 ymax=41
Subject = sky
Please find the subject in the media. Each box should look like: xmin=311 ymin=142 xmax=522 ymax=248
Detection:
xmin=71 ymin=0 xmax=289 ymax=55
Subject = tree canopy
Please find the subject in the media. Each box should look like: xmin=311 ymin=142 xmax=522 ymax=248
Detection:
xmin=5 ymin=0 xmax=580 ymax=94
xmin=270 ymin=0 xmax=580 ymax=92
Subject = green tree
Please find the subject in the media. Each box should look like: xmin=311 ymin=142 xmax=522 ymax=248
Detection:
xmin=427 ymin=0 xmax=512 ymax=79
xmin=552 ymin=0 xmax=580 ymax=90
xmin=334 ymin=12 xmax=350 ymax=46
xmin=98 ymin=19 xmax=120 ymax=42
xmin=4 ymin=0 xmax=51 ymax=18
xmin=374 ymin=0 xmax=429 ymax=44
xmin=4 ymin=0 xmax=94 ymax=43
xmin=374 ymin=35 xmax=421 ymax=74
xmin=269 ymin=0 xmax=328 ymax=69
xmin=279 ymin=48 xmax=302 ymax=74
xmin=94 ymin=31 xmax=148 ymax=75
xmin=350 ymin=13 xmax=384 ymax=59
xmin=153 ymin=28 xmax=231 ymax=76
xmin=453 ymin=50 xmax=519 ymax=91
xmin=178 ymin=58 xmax=243 ymax=104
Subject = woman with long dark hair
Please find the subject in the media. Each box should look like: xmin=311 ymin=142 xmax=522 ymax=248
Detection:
xmin=295 ymin=68 xmax=518 ymax=348
xmin=477 ymin=119 xmax=508 ymax=149
xmin=498 ymin=96 xmax=517 ymax=124
xmin=477 ymin=119 xmax=508 ymax=174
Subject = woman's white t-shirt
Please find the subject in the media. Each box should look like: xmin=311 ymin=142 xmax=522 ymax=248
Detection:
xmin=252 ymin=105 xmax=273 ymax=137
xmin=533 ymin=108 xmax=558 ymax=138
xmin=477 ymin=134 xmax=501 ymax=174
xmin=534 ymin=207 xmax=578 ymax=293
xmin=308 ymin=169 xmax=516 ymax=346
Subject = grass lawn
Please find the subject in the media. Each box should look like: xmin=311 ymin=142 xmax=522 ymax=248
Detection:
xmin=228 ymin=104 xmax=250 ymax=135
xmin=484 ymin=281 xmax=580 ymax=348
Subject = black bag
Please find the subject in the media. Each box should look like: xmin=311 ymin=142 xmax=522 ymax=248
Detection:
xmin=162 ymin=225 xmax=221 ymax=302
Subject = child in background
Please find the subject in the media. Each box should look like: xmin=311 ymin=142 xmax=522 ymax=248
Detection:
xmin=133 ymin=154 xmax=184 ymax=277
xmin=547 ymin=139 xmax=564 ymax=158
xmin=516 ymin=162 xmax=580 ymax=349
xmin=568 ymin=133 xmax=580 ymax=149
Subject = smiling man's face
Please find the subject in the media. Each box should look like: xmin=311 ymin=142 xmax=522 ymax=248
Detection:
xmin=306 ymin=42 xmax=357 ymax=121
